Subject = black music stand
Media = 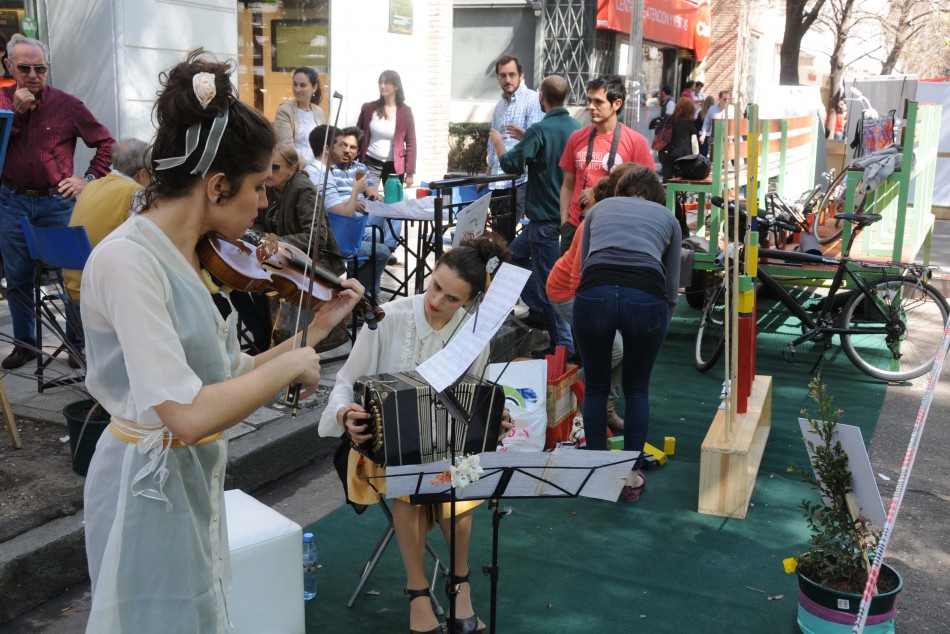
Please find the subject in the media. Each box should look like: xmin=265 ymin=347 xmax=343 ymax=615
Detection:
xmin=384 ymin=449 xmax=640 ymax=633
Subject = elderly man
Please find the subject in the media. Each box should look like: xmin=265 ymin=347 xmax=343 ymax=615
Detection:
xmin=63 ymin=138 xmax=150 ymax=303
xmin=490 ymin=75 xmax=579 ymax=355
xmin=0 ymin=35 xmax=114 ymax=370
xmin=485 ymin=55 xmax=543 ymax=243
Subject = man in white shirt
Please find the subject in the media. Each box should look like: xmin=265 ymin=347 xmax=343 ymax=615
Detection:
xmin=700 ymin=91 xmax=731 ymax=152
xmin=485 ymin=54 xmax=543 ymax=243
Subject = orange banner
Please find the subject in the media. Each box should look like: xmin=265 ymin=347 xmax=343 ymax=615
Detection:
xmin=596 ymin=0 xmax=711 ymax=62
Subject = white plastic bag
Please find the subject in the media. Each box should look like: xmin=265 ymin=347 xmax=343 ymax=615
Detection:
xmin=498 ymin=402 xmax=547 ymax=453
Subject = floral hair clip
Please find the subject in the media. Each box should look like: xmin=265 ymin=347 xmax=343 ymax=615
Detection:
xmin=485 ymin=256 xmax=500 ymax=275
xmin=193 ymin=72 xmax=216 ymax=110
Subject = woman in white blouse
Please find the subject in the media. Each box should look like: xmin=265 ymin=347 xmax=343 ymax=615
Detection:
xmin=319 ymin=233 xmax=509 ymax=634
xmin=274 ymin=66 xmax=326 ymax=166
xmin=81 ymin=50 xmax=362 ymax=633
xmin=357 ymin=69 xmax=417 ymax=256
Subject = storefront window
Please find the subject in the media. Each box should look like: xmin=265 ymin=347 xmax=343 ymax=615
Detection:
xmin=237 ymin=1 xmax=329 ymax=118
xmin=0 ymin=1 xmax=31 ymax=88
xmin=642 ymin=45 xmax=665 ymax=105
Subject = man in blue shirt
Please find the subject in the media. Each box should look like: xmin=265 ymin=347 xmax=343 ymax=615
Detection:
xmin=485 ymin=55 xmax=543 ymax=243
xmin=307 ymin=125 xmax=390 ymax=299
xmin=491 ymin=75 xmax=579 ymax=356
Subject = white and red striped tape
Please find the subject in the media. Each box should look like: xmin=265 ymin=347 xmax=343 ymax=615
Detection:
xmin=851 ymin=320 xmax=950 ymax=633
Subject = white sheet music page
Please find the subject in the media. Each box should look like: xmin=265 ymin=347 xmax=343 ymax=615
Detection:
xmin=384 ymin=450 xmax=638 ymax=501
xmin=416 ymin=263 xmax=530 ymax=392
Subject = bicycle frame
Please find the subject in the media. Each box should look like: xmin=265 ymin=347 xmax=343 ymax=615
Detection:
xmin=756 ymin=246 xmax=907 ymax=349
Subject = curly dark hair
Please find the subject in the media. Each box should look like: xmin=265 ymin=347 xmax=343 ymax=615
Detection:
xmin=142 ymin=49 xmax=276 ymax=211
xmin=437 ymin=232 xmax=511 ymax=299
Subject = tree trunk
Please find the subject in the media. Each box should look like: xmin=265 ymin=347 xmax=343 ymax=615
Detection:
xmin=780 ymin=0 xmax=828 ymax=85
xmin=826 ymin=0 xmax=857 ymax=115
xmin=780 ymin=0 xmax=807 ymax=85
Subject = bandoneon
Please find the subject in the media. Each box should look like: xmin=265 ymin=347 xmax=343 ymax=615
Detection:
xmin=353 ymin=371 xmax=504 ymax=467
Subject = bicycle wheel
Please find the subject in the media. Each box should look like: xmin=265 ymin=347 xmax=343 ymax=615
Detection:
xmin=840 ymin=278 xmax=950 ymax=381
xmin=812 ymin=169 xmax=848 ymax=245
xmin=695 ymin=279 xmax=728 ymax=372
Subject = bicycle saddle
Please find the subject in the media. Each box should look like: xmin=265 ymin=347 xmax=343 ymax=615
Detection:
xmin=836 ymin=213 xmax=882 ymax=226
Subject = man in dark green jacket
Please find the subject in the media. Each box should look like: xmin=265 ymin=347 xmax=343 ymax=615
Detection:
xmin=490 ymin=75 xmax=580 ymax=356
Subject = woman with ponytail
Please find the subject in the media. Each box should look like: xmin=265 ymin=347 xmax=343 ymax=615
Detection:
xmin=81 ymin=50 xmax=361 ymax=632
xmin=319 ymin=232 xmax=510 ymax=634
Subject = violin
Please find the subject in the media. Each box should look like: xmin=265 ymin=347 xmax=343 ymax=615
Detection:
xmin=196 ymin=231 xmax=385 ymax=328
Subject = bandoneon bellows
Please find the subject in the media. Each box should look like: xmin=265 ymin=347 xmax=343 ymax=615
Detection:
xmin=353 ymin=371 xmax=504 ymax=467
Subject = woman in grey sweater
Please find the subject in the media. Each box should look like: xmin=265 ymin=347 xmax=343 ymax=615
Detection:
xmin=574 ymin=164 xmax=680 ymax=502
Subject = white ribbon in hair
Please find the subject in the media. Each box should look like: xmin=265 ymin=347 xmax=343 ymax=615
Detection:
xmin=485 ymin=256 xmax=500 ymax=275
xmin=153 ymin=107 xmax=229 ymax=178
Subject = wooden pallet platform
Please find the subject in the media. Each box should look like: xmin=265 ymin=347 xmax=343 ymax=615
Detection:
xmin=698 ymin=375 xmax=772 ymax=519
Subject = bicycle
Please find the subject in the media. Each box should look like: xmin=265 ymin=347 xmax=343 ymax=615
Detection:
xmin=810 ymin=166 xmax=868 ymax=245
xmin=694 ymin=203 xmax=949 ymax=382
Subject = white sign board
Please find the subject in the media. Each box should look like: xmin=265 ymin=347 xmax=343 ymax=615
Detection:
xmin=798 ymin=419 xmax=887 ymax=528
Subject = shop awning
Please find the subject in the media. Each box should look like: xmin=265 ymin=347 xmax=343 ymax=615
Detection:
xmin=596 ymin=0 xmax=711 ymax=62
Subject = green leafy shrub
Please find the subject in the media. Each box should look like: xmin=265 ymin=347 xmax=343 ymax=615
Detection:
xmin=447 ymin=122 xmax=490 ymax=175
xmin=788 ymin=378 xmax=881 ymax=593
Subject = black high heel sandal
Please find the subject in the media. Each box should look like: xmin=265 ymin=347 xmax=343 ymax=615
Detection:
xmin=445 ymin=569 xmax=486 ymax=634
xmin=405 ymin=587 xmax=445 ymax=634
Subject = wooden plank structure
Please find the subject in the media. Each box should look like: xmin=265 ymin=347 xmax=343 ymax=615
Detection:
xmin=698 ymin=375 xmax=772 ymax=518
xmin=697 ymin=104 xmax=772 ymax=520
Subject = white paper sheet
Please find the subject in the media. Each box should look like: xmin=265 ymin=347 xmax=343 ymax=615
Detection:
xmin=451 ymin=192 xmax=492 ymax=247
xmin=416 ymin=263 xmax=530 ymax=392
xmin=363 ymin=197 xmax=437 ymax=220
xmin=383 ymin=449 xmax=639 ymax=502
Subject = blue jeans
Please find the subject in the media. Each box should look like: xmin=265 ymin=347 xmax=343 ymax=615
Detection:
xmin=573 ymin=285 xmax=669 ymax=461
xmin=510 ymin=221 xmax=572 ymax=353
xmin=0 ymin=187 xmax=76 ymax=348
xmin=366 ymin=214 xmax=402 ymax=251
xmin=552 ymin=298 xmax=622 ymax=402
xmin=348 ymin=240 xmax=391 ymax=300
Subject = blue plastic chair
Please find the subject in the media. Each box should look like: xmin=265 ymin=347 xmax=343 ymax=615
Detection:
xmin=326 ymin=211 xmax=381 ymax=339
xmin=19 ymin=218 xmax=92 ymax=392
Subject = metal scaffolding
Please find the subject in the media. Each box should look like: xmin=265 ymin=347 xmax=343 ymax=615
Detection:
xmin=542 ymin=0 xmax=596 ymax=105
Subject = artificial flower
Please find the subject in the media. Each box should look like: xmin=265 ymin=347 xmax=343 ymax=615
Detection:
xmin=783 ymin=557 xmax=798 ymax=574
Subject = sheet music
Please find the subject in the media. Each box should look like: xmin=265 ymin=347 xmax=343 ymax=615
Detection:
xmin=383 ymin=449 xmax=639 ymax=502
xmin=451 ymin=193 xmax=492 ymax=247
xmin=416 ymin=263 xmax=530 ymax=392
xmin=364 ymin=197 xmax=437 ymax=220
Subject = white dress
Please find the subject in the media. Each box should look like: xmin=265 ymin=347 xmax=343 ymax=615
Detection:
xmin=319 ymin=294 xmax=490 ymax=437
xmin=81 ymin=215 xmax=254 ymax=633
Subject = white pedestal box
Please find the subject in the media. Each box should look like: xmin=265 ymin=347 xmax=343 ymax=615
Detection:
xmin=225 ymin=489 xmax=305 ymax=634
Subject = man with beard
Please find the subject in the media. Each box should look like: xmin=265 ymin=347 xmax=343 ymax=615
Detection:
xmin=558 ymin=74 xmax=654 ymax=253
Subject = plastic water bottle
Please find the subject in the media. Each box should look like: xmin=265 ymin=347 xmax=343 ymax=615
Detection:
xmin=302 ymin=532 xmax=317 ymax=600
xmin=384 ymin=176 xmax=404 ymax=203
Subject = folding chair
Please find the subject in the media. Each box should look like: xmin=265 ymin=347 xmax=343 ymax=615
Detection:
xmin=19 ymin=218 xmax=92 ymax=393
xmin=347 ymin=497 xmax=448 ymax=612
xmin=327 ymin=211 xmax=381 ymax=339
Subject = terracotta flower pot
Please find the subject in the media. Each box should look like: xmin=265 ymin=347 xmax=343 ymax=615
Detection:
xmin=796 ymin=563 xmax=903 ymax=633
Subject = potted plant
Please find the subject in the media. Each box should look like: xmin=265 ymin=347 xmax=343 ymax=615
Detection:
xmin=785 ymin=379 xmax=902 ymax=633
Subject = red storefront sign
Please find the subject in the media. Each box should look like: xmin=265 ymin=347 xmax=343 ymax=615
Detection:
xmin=596 ymin=0 xmax=712 ymax=62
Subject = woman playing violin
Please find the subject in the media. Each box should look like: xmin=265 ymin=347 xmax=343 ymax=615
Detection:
xmin=81 ymin=50 xmax=363 ymax=633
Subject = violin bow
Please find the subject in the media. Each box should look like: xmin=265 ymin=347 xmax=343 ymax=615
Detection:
xmin=283 ymin=91 xmax=345 ymax=412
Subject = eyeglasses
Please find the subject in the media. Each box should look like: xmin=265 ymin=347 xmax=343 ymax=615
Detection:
xmin=496 ymin=72 xmax=519 ymax=80
xmin=14 ymin=63 xmax=48 ymax=75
